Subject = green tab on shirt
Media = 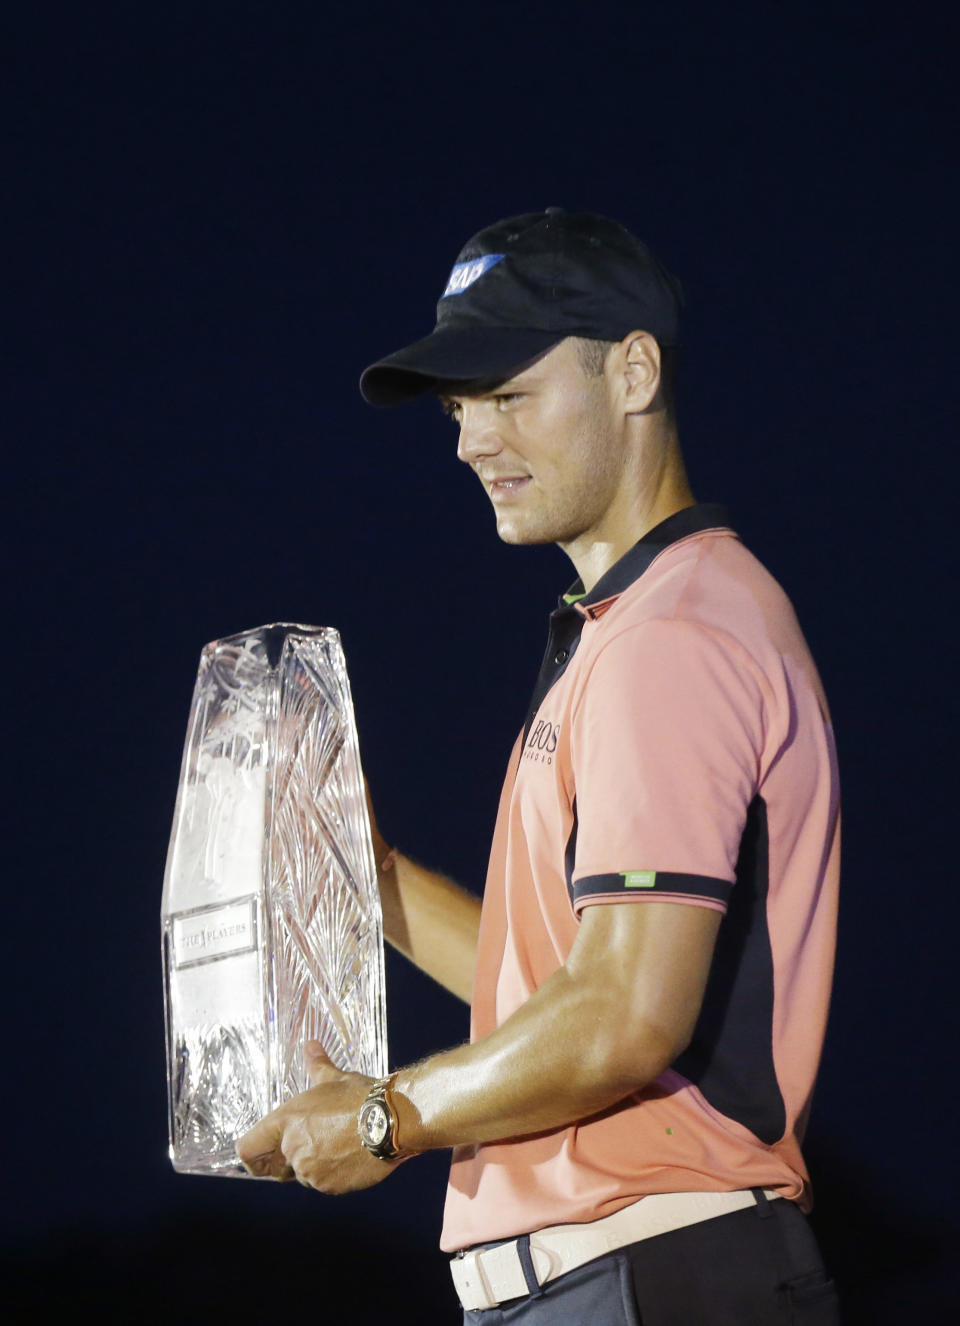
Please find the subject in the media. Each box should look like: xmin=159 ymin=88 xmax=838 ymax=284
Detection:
xmin=622 ymin=870 xmax=657 ymax=888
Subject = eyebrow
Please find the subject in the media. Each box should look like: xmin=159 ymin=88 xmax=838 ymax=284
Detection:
xmin=437 ymin=372 xmax=541 ymax=405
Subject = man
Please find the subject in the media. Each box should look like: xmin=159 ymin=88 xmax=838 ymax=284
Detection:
xmin=238 ymin=209 xmax=841 ymax=1324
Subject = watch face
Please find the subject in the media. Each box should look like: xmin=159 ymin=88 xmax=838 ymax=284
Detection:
xmin=360 ymin=1101 xmax=389 ymax=1148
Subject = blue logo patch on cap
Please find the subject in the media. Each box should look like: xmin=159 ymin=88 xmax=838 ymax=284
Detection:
xmin=443 ymin=253 xmax=505 ymax=297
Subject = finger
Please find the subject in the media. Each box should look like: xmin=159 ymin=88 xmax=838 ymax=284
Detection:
xmin=239 ymin=1147 xmax=279 ymax=1179
xmin=305 ymin=1039 xmax=339 ymax=1085
xmin=236 ymin=1115 xmax=284 ymax=1172
xmin=239 ymin=1141 xmax=293 ymax=1182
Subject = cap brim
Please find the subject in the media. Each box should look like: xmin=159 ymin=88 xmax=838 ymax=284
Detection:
xmin=359 ymin=326 xmax=564 ymax=406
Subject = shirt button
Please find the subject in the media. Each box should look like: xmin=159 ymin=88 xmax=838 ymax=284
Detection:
xmin=554 ymin=648 xmax=568 ymax=665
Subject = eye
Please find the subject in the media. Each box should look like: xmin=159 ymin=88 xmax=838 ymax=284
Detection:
xmin=439 ymin=398 xmax=463 ymax=424
xmin=494 ymin=393 xmax=524 ymax=410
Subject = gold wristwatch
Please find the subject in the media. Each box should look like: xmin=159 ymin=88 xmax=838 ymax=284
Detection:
xmin=357 ymin=1074 xmax=406 ymax=1161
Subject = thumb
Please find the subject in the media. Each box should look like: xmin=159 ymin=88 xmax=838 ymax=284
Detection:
xmin=305 ymin=1039 xmax=338 ymax=1084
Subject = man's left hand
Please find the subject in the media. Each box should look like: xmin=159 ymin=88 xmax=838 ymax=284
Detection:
xmin=236 ymin=1041 xmax=403 ymax=1192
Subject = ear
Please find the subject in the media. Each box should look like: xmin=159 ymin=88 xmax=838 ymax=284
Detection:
xmin=618 ymin=331 xmax=661 ymax=413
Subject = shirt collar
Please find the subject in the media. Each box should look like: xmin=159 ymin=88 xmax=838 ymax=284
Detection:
xmin=560 ymin=503 xmax=734 ymax=613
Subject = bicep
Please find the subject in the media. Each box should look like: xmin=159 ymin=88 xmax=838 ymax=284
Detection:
xmin=566 ymin=900 xmax=722 ymax=1066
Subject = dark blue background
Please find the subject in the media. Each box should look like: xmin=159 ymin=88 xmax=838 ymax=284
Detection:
xmin=5 ymin=3 xmax=957 ymax=1321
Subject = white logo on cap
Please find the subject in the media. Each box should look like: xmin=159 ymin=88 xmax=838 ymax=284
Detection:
xmin=443 ymin=253 xmax=505 ymax=297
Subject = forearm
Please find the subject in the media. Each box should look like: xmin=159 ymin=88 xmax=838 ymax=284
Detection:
xmin=394 ymin=966 xmax=672 ymax=1151
xmin=378 ymin=850 xmax=481 ymax=1004
xmin=392 ymin=901 xmax=721 ymax=1153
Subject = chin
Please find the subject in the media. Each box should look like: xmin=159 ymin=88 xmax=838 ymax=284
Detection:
xmin=496 ymin=512 xmax=583 ymax=547
xmin=495 ymin=521 xmax=554 ymax=547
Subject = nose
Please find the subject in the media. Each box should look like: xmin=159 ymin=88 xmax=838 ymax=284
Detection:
xmin=456 ymin=402 xmax=503 ymax=466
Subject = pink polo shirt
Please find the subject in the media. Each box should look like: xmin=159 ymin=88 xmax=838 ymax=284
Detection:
xmin=440 ymin=507 xmax=840 ymax=1252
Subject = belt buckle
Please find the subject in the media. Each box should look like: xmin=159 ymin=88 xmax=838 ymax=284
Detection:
xmin=452 ymin=1247 xmax=500 ymax=1311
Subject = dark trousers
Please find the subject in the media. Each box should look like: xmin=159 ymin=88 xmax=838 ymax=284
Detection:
xmin=462 ymin=1192 xmax=840 ymax=1325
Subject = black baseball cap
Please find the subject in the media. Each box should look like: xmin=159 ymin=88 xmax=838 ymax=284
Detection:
xmin=359 ymin=207 xmax=683 ymax=407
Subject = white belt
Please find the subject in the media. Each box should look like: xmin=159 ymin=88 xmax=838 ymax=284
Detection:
xmin=450 ymin=1189 xmax=783 ymax=1311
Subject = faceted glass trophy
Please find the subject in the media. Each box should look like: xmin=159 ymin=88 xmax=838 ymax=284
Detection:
xmin=161 ymin=623 xmax=387 ymax=1177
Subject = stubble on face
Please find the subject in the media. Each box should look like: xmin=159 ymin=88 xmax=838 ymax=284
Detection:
xmin=490 ymin=411 xmax=622 ymax=548
xmin=482 ymin=351 xmax=628 ymax=553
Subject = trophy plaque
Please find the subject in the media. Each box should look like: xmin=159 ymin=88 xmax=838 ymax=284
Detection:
xmin=161 ymin=623 xmax=387 ymax=1177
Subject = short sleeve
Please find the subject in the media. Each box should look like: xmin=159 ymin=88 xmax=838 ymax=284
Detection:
xmin=569 ymin=617 xmax=766 ymax=915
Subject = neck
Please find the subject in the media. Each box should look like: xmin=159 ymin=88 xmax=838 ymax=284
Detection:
xmin=561 ymin=424 xmax=695 ymax=593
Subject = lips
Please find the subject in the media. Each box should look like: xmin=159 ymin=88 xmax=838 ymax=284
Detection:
xmin=488 ymin=476 xmax=532 ymax=502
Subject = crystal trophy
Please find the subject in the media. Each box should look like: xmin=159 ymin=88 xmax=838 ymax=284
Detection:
xmin=161 ymin=623 xmax=388 ymax=1177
